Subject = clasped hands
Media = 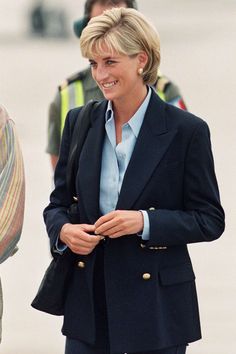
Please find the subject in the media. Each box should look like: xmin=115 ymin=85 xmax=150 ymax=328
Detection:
xmin=60 ymin=210 xmax=143 ymax=255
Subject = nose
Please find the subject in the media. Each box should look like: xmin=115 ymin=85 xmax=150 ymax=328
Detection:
xmin=93 ymin=64 xmax=109 ymax=82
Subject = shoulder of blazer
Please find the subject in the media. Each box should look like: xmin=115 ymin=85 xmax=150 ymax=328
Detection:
xmin=158 ymin=93 xmax=207 ymax=131
xmin=66 ymin=107 xmax=82 ymax=136
xmin=65 ymin=100 xmax=107 ymax=135
xmin=148 ymin=90 xmax=209 ymax=141
xmin=88 ymin=99 xmax=108 ymax=126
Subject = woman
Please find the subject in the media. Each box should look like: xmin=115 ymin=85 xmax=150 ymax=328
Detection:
xmin=0 ymin=105 xmax=25 ymax=342
xmin=44 ymin=8 xmax=225 ymax=354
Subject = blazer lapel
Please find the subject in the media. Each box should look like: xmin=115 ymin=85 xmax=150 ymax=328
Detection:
xmin=77 ymin=101 xmax=107 ymax=223
xmin=116 ymin=93 xmax=177 ymax=210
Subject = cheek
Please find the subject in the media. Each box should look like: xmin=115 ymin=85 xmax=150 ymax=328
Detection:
xmin=126 ymin=72 xmax=139 ymax=85
xmin=91 ymin=69 xmax=96 ymax=80
xmin=91 ymin=70 xmax=101 ymax=85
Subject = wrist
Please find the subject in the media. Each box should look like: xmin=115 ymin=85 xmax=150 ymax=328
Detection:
xmin=60 ymin=223 xmax=71 ymax=242
xmin=137 ymin=211 xmax=144 ymax=234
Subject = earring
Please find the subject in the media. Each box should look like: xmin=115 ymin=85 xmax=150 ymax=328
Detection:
xmin=138 ymin=68 xmax=143 ymax=75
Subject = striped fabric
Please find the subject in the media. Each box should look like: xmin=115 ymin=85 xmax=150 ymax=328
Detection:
xmin=0 ymin=105 xmax=25 ymax=342
xmin=0 ymin=105 xmax=25 ymax=264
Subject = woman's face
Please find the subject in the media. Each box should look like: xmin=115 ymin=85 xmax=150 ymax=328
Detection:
xmin=89 ymin=46 xmax=147 ymax=103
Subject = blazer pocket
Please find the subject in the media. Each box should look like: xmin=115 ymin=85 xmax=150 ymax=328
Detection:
xmin=159 ymin=262 xmax=195 ymax=286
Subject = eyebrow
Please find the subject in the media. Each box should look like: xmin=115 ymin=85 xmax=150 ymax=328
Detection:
xmin=103 ymin=56 xmax=115 ymax=60
xmin=89 ymin=56 xmax=119 ymax=62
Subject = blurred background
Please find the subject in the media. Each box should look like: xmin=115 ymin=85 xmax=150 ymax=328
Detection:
xmin=0 ymin=0 xmax=235 ymax=353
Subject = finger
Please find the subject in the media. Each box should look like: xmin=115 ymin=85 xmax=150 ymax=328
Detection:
xmin=71 ymin=245 xmax=95 ymax=255
xmin=74 ymin=230 xmax=98 ymax=242
xmin=86 ymin=234 xmax=104 ymax=244
xmin=95 ymin=217 xmax=120 ymax=235
xmin=99 ymin=224 xmax=123 ymax=237
xmin=80 ymin=224 xmax=96 ymax=232
xmin=94 ymin=212 xmax=116 ymax=229
xmin=61 ymin=224 xmax=95 ymax=241
xmin=69 ymin=238 xmax=100 ymax=252
xmin=68 ymin=238 xmax=93 ymax=249
xmin=108 ymin=230 xmax=125 ymax=238
xmin=66 ymin=231 xmax=101 ymax=248
xmin=71 ymin=236 xmax=104 ymax=254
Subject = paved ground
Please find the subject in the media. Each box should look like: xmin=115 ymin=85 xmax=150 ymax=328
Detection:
xmin=0 ymin=0 xmax=235 ymax=353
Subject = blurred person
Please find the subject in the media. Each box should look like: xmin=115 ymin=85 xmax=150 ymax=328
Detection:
xmin=30 ymin=1 xmax=46 ymax=36
xmin=0 ymin=105 xmax=25 ymax=343
xmin=30 ymin=0 xmax=69 ymax=38
xmin=43 ymin=8 xmax=224 ymax=354
xmin=46 ymin=0 xmax=187 ymax=171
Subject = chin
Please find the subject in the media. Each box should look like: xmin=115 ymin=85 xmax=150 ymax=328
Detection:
xmin=102 ymin=92 xmax=116 ymax=101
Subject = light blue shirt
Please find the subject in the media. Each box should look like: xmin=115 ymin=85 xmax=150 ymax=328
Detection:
xmin=99 ymin=86 xmax=151 ymax=240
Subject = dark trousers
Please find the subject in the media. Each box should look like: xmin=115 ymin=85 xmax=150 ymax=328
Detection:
xmin=65 ymin=338 xmax=187 ymax=354
xmin=65 ymin=245 xmax=187 ymax=354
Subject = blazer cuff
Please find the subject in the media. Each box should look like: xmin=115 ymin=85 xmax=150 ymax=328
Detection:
xmin=54 ymin=235 xmax=68 ymax=254
xmin=137 ymin=210 xmax=150 ymax=240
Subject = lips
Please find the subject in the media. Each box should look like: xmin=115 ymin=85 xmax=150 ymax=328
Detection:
xmin=102 ymin=80 xmax=118 ymax=88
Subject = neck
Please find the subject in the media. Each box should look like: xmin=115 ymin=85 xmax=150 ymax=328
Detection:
xmin=113 ymin=85 xmax=148 ymax=124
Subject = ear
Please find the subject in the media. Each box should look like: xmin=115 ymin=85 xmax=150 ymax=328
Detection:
xmin=137 ymin=51 xmax=148 ymax=68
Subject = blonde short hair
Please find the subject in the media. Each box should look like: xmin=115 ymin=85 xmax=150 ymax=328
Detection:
xmin=80 ymin=7 xmax=161 ymax=85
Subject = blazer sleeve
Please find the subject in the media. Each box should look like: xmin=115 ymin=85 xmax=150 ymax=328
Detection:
xmin=43 ymin=108 xmax=80 ymax=252
xmin=148 ymin=120 xmax=225 ymax=246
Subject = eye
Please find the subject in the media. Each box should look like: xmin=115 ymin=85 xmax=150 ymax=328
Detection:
xmin=106 ymin=60 xmax=116 ymax=66
xmin=89 ymin=60 xmax=97 ymax=68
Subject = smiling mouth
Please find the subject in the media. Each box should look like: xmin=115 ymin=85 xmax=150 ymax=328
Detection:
xmin=102 ymin=80 xmax=118 ymax=88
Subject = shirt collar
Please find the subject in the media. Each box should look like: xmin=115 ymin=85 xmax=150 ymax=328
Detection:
xmin=105 ymin=86 xmax=152 ymax=137
xmin=105 ymin=100 xmax=113 ymax=123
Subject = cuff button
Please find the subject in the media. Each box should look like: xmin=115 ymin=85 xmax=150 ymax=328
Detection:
xmin=142 ymin=273 xmax=151 ymax=280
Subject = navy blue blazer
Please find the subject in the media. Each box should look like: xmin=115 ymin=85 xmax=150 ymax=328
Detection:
xmin=44 ymin=91 xmax=224 ymax=353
